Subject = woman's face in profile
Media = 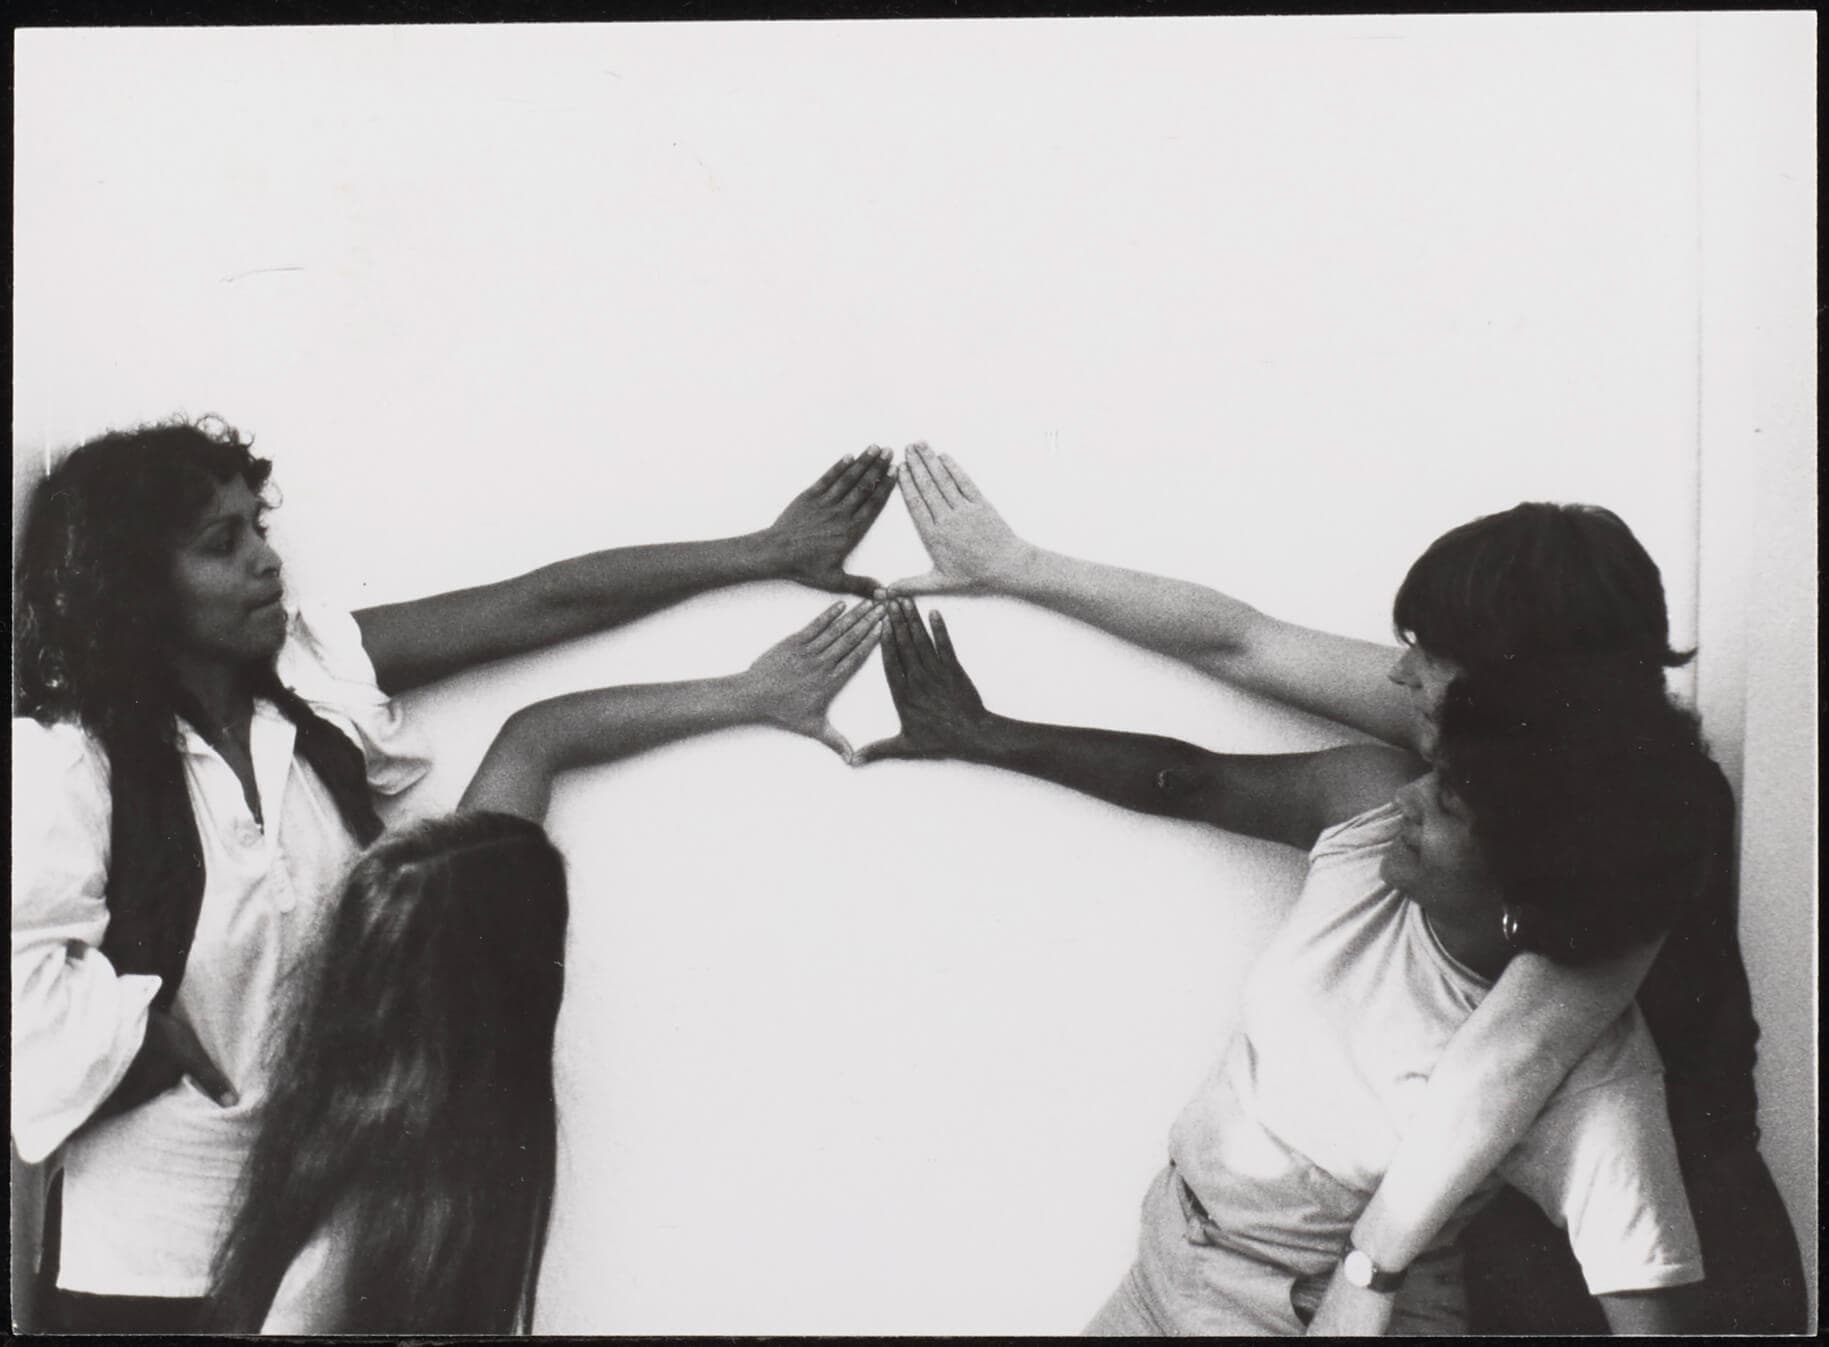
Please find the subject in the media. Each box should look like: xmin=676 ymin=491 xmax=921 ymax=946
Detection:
xmin=1387 ymin=643 xmax=1463 ymax=759
xmin=167 ymin=476 xmax=289 ymax=666
xmin=1381 ymin=771 xmax=1501 ymax=930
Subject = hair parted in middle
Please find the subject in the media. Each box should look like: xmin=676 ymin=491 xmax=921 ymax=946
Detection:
xmin=209 ymin=810 xmax=569 ymax=1334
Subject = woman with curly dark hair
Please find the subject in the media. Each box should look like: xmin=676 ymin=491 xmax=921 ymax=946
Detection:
xmin=878 ymin=444 xmax=1803 ymax=1335
xmin=857 ymin=601 xmax=1714 ymax=1334
xmin=12 ymin=414 xmax=894 ymax=1332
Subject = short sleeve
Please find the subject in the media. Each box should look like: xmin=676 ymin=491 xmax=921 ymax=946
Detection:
xmin=10 ymin=719 xmax=162 ymax=1163
xmin=274 ymin=600 xmax=431 ymax=798
xmin=1500 ymin=1050 xmax=1703 ymax=1296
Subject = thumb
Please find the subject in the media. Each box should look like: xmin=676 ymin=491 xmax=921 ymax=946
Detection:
xmin=810 ymin=721 xmax=855 ymax=763
xmin=169 ymin=1030 xmax=238 ymax=1107
xmin=886 ymin=569 xmax=949 ymax=597
xmin=851 ymin=735 xmax=914 ymax=766
xmin=834 ymin=571 xmax=879 ymax=600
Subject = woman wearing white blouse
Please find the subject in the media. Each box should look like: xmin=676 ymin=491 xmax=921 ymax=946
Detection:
xmin=12 ymin=415 xmax=893 ymax=1331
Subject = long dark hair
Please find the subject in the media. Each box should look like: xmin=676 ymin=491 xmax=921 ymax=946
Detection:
xmin=1436 ymin=658 xmax=1716 ymax=966
xmin=1393 ymin=502 xmax=1692 ymax=685
xmin=13 ymin=417 xmax=381 ymax=1004
xmin=210 ymin=811 xmax=569 ymax=1333
xmin=14 ymin=415 xmax=275 ymax=741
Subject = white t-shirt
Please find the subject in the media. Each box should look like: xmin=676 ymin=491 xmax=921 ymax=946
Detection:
xmin=1168 ymin=800 xmax=1703 ymax=1297
xmin=11 ymin=601 xmax=430 ymax=1297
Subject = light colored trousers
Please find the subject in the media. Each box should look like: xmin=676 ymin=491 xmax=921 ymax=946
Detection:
xmin=1085 ymin=1165 xmax=1467 ymax=1336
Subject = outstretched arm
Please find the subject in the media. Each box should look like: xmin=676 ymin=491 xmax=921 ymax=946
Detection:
xmin=460 ymin=599 xmax=884 ymax=822
xmin=853 ymin=599 xmax=1417 ymax=850
xmin=357 ymin=449 xmax=896 ymax=695
xmin=888 ymin=444 xmax=1416 ymax=750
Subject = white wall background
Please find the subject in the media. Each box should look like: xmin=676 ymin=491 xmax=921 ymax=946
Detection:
xmin=13 ymin=15 xmax=1814 ymax=1334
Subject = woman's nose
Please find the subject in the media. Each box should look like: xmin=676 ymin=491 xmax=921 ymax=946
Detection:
xmin=1388 ymin=648 xmax=1417 ymax=687
xmin=253 ymin=536 xmax=283 ymax=577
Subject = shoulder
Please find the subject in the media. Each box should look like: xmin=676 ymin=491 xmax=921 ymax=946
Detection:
xmin=1310 ymin=743 xmax=1424 ymax=832
xmin=272 ymin=600 xmax=432 ymax=795
xmin=261 ymin=1208 xmax=360 ymax=1334
xmin=13 ymin=716 xmax=112 ymax=811
xmin=13 ymin=718 xmax=118 ymax=895
xmin=275 ymin=599 xmax=385 ymax=691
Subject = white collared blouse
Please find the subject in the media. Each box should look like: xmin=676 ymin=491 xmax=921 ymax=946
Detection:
xmin=11 ymin=600 xmax=430 ymax=1297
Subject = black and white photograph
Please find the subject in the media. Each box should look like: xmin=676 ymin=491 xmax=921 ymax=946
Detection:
xmin=10 ymin=13 xmax=1816 ymax=1336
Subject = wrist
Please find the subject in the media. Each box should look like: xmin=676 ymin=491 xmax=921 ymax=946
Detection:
xmin=1350 ymin=1204 xmax=1423 ymax=1273
xmin=1340 ymin=1245 xmax=1407 ymax=1294
xmin=967 ymin=712 xmax=1028 ymax=766
xmin=988 ymin=537 xmax=1042 ymax=595
xmin=724 ymin=670 xmax=783 ymax=726
xmin=735 ymin=529 xmax=792 ymax=583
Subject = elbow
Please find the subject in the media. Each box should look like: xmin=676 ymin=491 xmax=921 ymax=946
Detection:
xmin=465 ymin=708 xmax=563 ymax=805
xmin=1152 ymin=756 xmax=1224 ymax=823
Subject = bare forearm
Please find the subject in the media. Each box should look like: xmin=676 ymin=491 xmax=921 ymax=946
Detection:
xmin=1351 ymin=944 xmax=1660 ymax=1269
xmin=515 ymin=533 xmax=790 ymax=634
xmin=1000 ymin=545 xmax=1261 ymax=667
xmin=967 ymin=713 xmax=1223 ymax=822
xmin=1000 ymin=547 xmax=1414 ymax=747
xmin=460 ymin=674 xmax=766 ymax=821
xmin=358 ymin=533 xmax=787 ymax=694
xmin=893 ymin=445 xmax=1411 ymax=745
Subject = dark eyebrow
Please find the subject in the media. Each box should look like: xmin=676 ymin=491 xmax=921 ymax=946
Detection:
xmin=184 ymin=495 xmax=266 ymax=540
xmin=183 ymin=511 xmax=243 ymax=544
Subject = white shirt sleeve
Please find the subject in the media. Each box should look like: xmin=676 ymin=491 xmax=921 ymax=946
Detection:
xmin=10 ymin=719 xmax=163 ymax=1164
xmin=275 ymin=600 xmax=431 ymax=798
xmin=1500 ymin=1066 xmax=1704 ymax=1296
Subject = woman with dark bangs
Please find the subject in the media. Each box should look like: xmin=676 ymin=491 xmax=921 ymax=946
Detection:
xmin=12 ymin=414 xmax=892 ymax=1332
xmin=875 ymin=444 xmax=1802 ymax=1334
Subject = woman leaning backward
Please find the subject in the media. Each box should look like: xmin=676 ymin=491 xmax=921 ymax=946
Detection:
xmin=10 ymin=415 xmax=894 ymax=1332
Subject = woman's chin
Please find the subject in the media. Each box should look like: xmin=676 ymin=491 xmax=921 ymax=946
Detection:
xmin=247 ymin=605 xmax=290 ymax=653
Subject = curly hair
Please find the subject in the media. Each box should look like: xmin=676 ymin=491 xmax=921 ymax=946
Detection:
xmin=210 ymin=811 xmax=568 ymax=1334
xmin=1393 ymin=502 xmax=1693 ymax=683
xmin=1435 ymin=657 xmax=1718 ymax=966
xmin=14 ymin=415 xmax=274 ymax=744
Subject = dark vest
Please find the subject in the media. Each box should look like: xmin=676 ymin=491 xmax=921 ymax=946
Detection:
xmin=96 ymin=679 xmax=384 ymax=1013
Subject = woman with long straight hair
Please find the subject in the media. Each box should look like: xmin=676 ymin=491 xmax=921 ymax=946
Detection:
xmin=209 ymin=596 xmax=885 ymax=1334
xmin=12 ymin=413 xmax=893 ymax=1332
xmin=211 ymin=813 xmax=570 ymax=1334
